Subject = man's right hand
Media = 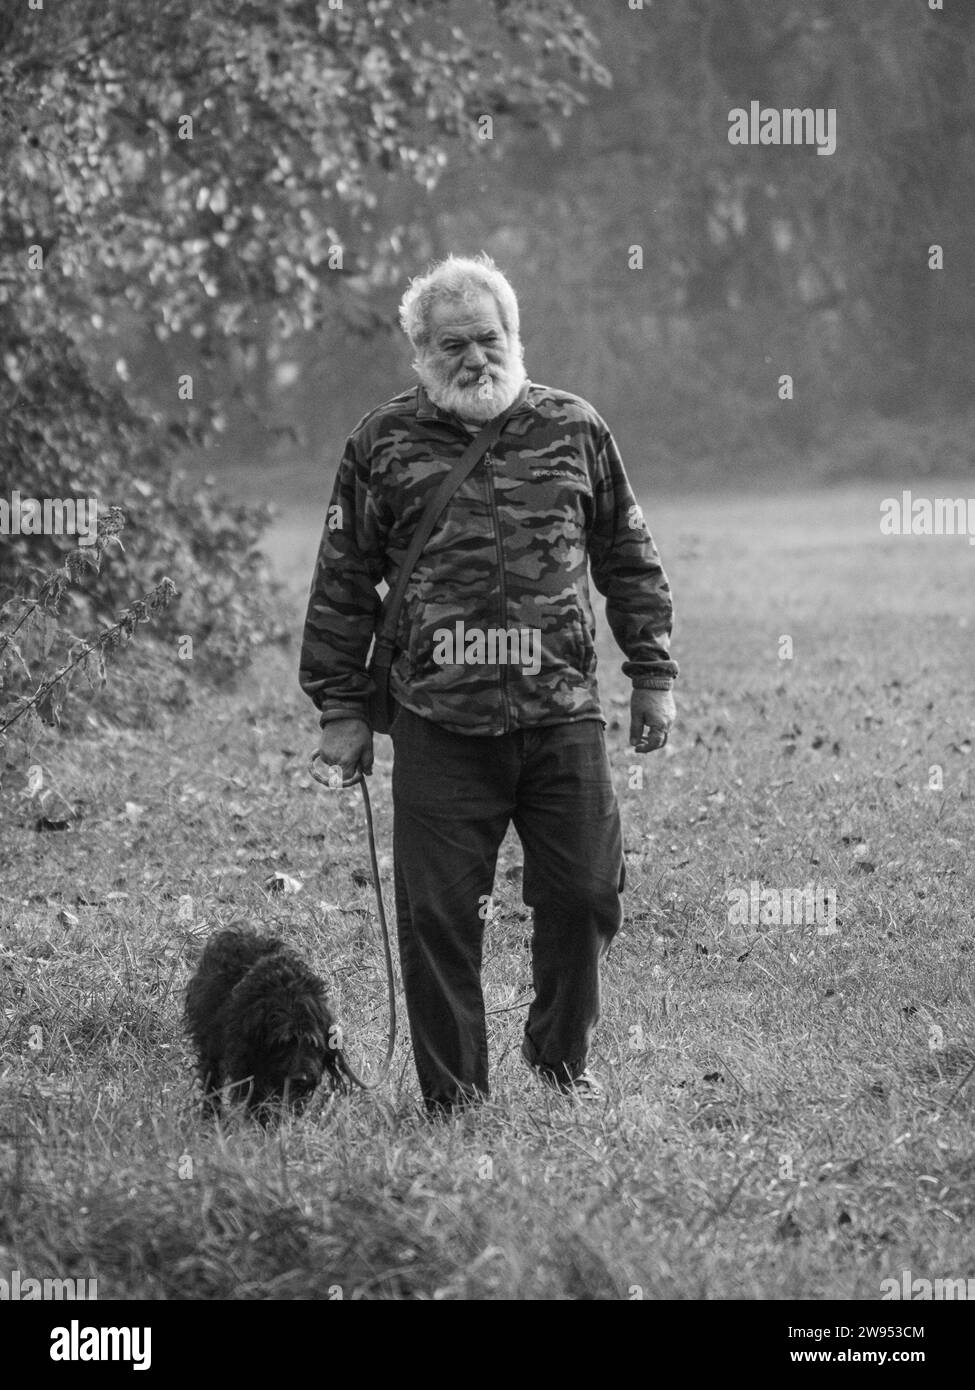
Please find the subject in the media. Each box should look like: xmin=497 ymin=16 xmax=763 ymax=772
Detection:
xmin=318 ymin=718 xmax=374 ymax=782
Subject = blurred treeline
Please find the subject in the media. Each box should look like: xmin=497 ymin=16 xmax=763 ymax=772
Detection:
xmin=190 ymin=0 xmax=975 ymax=489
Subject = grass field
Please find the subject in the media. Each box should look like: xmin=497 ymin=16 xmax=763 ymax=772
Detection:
xmin=1 ymin=479 xmax=973 ymax=1300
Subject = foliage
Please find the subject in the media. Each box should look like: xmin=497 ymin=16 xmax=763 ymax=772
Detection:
xmin=0 ymin=512 xmax=178 ymax=783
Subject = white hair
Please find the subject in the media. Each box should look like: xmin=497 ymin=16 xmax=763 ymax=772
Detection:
xmin=398 ymin=252 xmax=521 ymax=350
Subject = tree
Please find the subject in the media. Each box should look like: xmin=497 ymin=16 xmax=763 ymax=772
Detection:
xmin=0 ymin=0 xmax=602 ymax=718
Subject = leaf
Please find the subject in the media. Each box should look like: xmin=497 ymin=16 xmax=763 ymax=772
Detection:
xmin=776 ymin=1213 xmax=803 ymax=1241
xmin=264 ymin=872 xmax=303 ymax=896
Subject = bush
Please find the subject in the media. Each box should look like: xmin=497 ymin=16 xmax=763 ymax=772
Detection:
xmin=0 ymin=509 xmax=181 ymax=783
xmin=0 ymin=319 xmax=285 ymax=719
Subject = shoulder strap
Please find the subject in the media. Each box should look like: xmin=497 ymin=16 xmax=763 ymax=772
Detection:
xmin=373 ymin=384 xmax=528 ymax=652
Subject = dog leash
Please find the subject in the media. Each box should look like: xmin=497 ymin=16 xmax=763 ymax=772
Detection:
xmin=309 ymin=751 xmax=397 ymax=1090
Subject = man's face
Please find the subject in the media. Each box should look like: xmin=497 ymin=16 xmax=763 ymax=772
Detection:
xmin=415 ymin=291 xmax=525 ymax=422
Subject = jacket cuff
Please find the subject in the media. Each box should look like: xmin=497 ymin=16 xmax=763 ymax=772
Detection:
xmin=631 ymin=677 xmax=675 ymax=691
xmin=318 ymin=706 xmax=369 ymax=728
xmin=622 ymin=657 xmax=678 ymax=682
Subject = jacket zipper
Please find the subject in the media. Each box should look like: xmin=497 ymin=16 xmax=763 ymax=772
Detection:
xmin=484 ymin=449 xmax=511 ymax=733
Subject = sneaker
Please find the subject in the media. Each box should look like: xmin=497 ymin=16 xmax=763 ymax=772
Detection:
xmin=423 ymin=1086 xmax=487 ymax=1121
xmin=556 ymin=1068 xmax=604 ymax=1100
xmin=528 ymin=1061 xmax=604 ymax=1100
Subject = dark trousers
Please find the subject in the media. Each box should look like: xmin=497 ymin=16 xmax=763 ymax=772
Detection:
xmin=390 ymin=705 xmax=624 ymax=1109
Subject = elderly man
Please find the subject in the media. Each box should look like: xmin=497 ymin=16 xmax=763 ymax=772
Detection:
xmin=300 ymin=253 xmax=677 ymax=1114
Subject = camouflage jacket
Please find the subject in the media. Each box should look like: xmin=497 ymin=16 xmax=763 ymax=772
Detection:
xmin=299 ymin=380 xmax=678 ymax=736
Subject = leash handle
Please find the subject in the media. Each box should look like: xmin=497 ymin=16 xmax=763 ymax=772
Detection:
xmin=308 ymin=751 xmax=397 ymax=1091
xmin=309 ymin=751 xmax=364 ymax=790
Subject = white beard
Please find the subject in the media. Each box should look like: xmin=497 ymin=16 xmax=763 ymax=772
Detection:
xmin=416 ymin=340 xmax=527 ymax=422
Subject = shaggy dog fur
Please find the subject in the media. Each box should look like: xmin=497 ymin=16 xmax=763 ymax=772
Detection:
xmin=184 ymin=927 xmax=346 ymax=1119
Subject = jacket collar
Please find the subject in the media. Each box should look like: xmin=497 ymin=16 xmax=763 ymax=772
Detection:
xmin=415 ymin=379 xmax=534 ymax=424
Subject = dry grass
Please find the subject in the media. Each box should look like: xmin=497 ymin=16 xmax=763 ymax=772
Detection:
xmin=1 ymin=480 xmax=973 ymax=1300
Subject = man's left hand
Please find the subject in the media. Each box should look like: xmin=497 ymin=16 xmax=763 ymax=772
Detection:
xmin=630 ymin=688 xmax=676 ymax=753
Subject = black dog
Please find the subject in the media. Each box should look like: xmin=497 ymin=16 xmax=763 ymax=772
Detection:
xmin=184 ymin=927 xmax=346 ymax=1120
